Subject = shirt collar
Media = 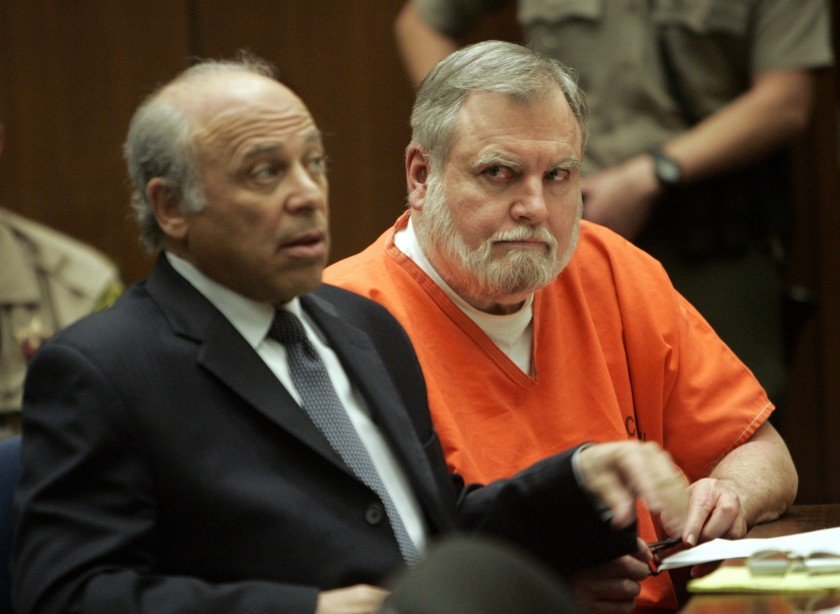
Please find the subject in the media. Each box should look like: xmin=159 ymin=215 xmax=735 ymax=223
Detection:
xmin=165 ymin=251 xmax=301 ymax=349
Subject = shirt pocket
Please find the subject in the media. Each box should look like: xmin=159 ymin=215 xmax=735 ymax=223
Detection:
xmin=518 ymin=0 xmax=604 ymax=26
xmin=652 ymin=0 xmax=751 ymax=36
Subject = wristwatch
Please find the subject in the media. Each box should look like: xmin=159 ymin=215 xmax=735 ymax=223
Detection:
xmin=650 ymin=149 xmax=683 ymax=189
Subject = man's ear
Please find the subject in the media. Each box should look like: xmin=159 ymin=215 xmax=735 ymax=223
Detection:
xmin=405 ymin=146 xmax=431 ymax=212
xmin=147 ymin=178 xmax=189 ymax=240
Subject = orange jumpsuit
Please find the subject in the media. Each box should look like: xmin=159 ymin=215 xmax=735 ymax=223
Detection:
xmin=325 ymin=213 xmax=773 ymax=609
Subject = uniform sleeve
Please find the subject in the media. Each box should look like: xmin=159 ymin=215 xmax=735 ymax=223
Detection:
xmin=412 ymin=0 xmax=510 ymax=37
xmin=751 ymin=0 xmax=833 ymax=74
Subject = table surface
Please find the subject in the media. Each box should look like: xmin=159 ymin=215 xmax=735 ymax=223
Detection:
xmin=679 ymin=504 xmax=840 ymax=613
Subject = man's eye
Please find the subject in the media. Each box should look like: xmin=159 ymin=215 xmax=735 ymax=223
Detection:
xmin=252 ymin=164 xmax=281 ymax=181
xmin=483 ymin=165 xmax=513 ymax=180
xmin=546 ymin=168 xmax=570 ymax=182
xmin=307 ymin=155 xmax=328 ymax=175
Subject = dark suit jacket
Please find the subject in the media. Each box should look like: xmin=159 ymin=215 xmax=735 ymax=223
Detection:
xmin=12 ymin=255 xmax=634 ymax=613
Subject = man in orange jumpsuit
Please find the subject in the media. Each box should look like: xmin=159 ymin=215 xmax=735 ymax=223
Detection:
xmin=325 ymin=41 xmax=798 ymax=611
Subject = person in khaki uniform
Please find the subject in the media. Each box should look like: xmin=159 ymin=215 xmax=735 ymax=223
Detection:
xmin=0 ymin=123 xmax=121 ymax=438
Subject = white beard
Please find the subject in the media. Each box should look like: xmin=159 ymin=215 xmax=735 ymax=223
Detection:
xmin=416 ymin=174 xmax=581 ymax=303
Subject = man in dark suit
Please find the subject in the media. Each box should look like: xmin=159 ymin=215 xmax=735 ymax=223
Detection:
xmin=12 ymin=55 xmax=688 ymax=613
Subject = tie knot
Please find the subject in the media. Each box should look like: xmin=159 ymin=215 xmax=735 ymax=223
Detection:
xmin=270 ymin=310 xmax=309 ymax=345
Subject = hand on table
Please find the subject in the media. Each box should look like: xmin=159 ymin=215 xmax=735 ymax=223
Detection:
xmin=682 ymin=477 xmax=748 ymax=577
xmin=316 ymin=584 xmax=390 ymax=613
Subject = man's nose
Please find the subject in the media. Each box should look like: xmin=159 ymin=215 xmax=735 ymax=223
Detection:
xmin=286 ymin=163 xmax=326 ymax=212
xmin=510 ymin=179 xmax=549 ymax=224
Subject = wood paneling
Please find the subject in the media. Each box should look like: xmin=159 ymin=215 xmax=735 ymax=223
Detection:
xmin=783 ymin=4 xmax=840 ymax=504
xmin=824 ymin=0 xmax=840 ymax=506
xmin=0 ymin=1 xmax=837 ymax=501
xmin=785 ymin=66 xmax=840 ymax=503
xmin=0 ymin=1 xmax=191 ymax=283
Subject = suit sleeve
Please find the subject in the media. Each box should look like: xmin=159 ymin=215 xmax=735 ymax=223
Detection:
xmin=12 ymin=343 xmax=319 ymax=614
xmin=344 ymin=286 xmax=638 ymax=574
xmin=453 ymin=447 xmax=638 ymax=575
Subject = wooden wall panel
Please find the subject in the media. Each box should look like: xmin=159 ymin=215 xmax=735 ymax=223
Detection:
xmin=784 ymin=3 xmax=840 ymax=504
xmin=188 ymin=0 xmax=417 ymax=264
xmin=785 ymin=66 xmax=840 ymax=504
xmin=0 ymin=0 xmax=520 ymax=279
xmin=815 ymin=2 xmax=840 ymax=503
xmin=0 ymin=1 xmax=191 ymax=283
xmin=0 ymin=1 xmax=837 ymax=501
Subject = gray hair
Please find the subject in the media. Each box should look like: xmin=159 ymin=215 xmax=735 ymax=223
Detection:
xmin=123 ymin=53 xmax=277 ymax=252
xmin=410 ymin=40 xmax=588 ymax=169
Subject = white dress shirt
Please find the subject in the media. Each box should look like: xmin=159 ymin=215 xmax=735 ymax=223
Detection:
xmin=166 ymin=252 xmax=428 ymax=552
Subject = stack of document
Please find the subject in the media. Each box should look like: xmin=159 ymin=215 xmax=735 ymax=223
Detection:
xmin=657 ymin=527 xmax=840 ymax=593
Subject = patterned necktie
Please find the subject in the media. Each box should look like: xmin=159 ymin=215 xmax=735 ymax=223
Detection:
xmin=269 ymin=309 xmax=419 ymax=564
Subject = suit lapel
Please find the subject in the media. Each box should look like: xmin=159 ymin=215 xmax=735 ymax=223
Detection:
xmin=145 ymin=256 xmax=345 ymax=470
xmin=145 ymin=257 xmax=449 ymax=528
xmin=197 ymin=319 xmax=345 ymax=468
xmin=302 ymin=292 xmax=450 ymax=528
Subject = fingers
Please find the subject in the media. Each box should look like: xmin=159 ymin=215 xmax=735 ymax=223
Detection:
xmin=316 ymin=584 xmax=390 ymax=614
xmin=683 ymin=479 xmax=717 ymax=546
xmin=581 ymin=466 xmax=637 ymax=529
xmin=616 ymin=443 xmax=686 ymax=523
xmin=699 ymin=495 xmax=744 ymax=542
xmin=632 ymin=537 xmax=654 ymax=565
xmin=578 ymin=441 xmax=689 ymax=534
xmin=570 ymin=555 xmax=648 ymax=613
xmin=683 ymin=478 xmax=747 ymax=546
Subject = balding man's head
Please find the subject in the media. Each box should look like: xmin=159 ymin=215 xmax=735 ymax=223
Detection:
xmin=124 ymin=53 xmax=329 ymax=305
xmin=123 ymin=55 xmax=280 ymax=252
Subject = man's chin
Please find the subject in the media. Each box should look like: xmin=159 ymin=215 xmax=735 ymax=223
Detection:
xmin=262 ymin=265 xmax=326 ymax=305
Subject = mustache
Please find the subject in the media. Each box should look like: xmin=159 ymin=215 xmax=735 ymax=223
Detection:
xmin=491 ymin=226 xmax=557 ymax=248
xmin=277 ymin=213 xmax=329 ymax=240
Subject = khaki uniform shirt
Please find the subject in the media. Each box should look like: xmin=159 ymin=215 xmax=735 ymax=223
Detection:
xmin=0 ymin=208 xmax=121 ymax=436
xmin=414 ymin=0 xmax=833 ymax=172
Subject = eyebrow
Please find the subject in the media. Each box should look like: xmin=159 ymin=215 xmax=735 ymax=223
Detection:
xmin=474 ymin=152 xmax=583 ymax=171
xmin=303 ymin=129 xmax=323 ymax=145
xmin=474 ymin=152 xmax=522 ymax=168
xmin=241 ymin=143 xmax=285 ymax=161
xmin=555 ymin=157 xmax=583 ymax=170
xmin=240 ymin=130 xmax=324 ymax=162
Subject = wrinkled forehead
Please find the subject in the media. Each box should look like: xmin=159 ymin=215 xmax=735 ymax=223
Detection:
xmin=450 ymin=89 xmax=582 ymax=155
xmin=168 ymin=71 xmax=319 ymax=157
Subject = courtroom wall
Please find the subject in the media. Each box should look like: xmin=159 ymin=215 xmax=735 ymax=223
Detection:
xmin=0 ymin=1 xmax=423 ymax=283
xmin=0 ymin=1 xmax=837 ymax=502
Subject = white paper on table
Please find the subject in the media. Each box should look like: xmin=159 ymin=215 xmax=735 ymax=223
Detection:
xmin=658 ymin=527 xmax=840 ymax=571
